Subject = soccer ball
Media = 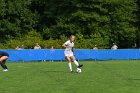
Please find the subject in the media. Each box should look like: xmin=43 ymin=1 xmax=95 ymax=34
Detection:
xmin=76 ymin=68 xmax=82 ymax=73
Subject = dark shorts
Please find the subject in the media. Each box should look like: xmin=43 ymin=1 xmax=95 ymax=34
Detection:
xmin=0 ymin=51 xmax=9 ymax=57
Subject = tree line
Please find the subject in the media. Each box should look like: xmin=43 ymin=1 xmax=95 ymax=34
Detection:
xmin=0 ymin=0 xmax=140 ymax=49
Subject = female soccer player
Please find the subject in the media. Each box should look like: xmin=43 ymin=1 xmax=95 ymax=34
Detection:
xmin=0 ymin=51 xmax=9 ymax=72
xmin=62 ymin=35 xmax=83 ymax=72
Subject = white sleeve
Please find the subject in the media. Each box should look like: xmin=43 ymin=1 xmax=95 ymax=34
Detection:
xmin=64 ymin=41 xmax=69 ymax=45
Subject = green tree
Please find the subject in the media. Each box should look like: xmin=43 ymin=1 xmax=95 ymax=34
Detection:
xmin=105 ymin=0 xmax=137 ymax=48
xmin=0 ymin=0 xmax=38 ymax=42
xmin=136 ymin=0 xmax=140 ymax=48
xmin=0 ymin=0 xmax=139 ymax=49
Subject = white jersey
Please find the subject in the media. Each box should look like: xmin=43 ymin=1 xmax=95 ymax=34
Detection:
xmin=64 ymin=40 xmax=74 ymax=57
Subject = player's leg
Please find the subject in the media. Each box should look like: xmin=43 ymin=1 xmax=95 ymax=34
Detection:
xmin=0 ymin=56 xmax=8 ymax=62
xmin=3 ymin=60 xmax=8 ymax=69
xmin=0 ymin=56 xmax=8 ymax=71
xmin=71 ymin=56 xmax=83 ymax=68
xmin=71 ymin=56 xmax=79 ymax=66
xmin=65 ymin=56 xmax=72 ymax=72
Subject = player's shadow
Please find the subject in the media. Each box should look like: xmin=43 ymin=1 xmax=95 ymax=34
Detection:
xmin=40 ymin=70 xmax=69 ymax=73
xmin=127 ymin=78 xmax=140 ymax=81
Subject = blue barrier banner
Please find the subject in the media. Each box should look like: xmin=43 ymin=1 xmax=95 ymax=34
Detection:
xmin=1 ymin=49 xmax=140 ymax=62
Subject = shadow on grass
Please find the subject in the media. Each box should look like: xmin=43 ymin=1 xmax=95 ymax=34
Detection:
xmin=40 ymin=70 xmax=79 ymax=74
xmin=128 ymin=78 xmax=140 ymax=81
xmin=39 ymin=70 xmax=72 ymax=74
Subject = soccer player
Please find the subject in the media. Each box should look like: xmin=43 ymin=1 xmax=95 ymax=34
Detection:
xmin=0 ymin=51 xmax=9 ymax=72
xmin=62 ymin=35 xmax=83 ymax=72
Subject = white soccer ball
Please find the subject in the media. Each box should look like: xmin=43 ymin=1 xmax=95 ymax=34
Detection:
xmin=76 ymin=68 xmax=82 ymax=73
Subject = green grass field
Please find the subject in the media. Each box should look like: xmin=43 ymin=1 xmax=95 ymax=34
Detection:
xmin=0 ymin=60 xmax=140 ymax=93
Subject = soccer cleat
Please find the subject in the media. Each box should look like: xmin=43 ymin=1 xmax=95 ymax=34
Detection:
xmin=78 ymin=64 xmax=83 ymax=68
xmin=3 ymin=69 xmax=8 ymax=72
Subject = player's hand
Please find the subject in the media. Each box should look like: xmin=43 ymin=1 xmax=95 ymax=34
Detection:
xmin=62 ymin=45 xmax=68 ymax=48
xmin=72 ymin=52 xmax=75 ymax=56
xmin=65 ymin=45 xmax=69 ymax=48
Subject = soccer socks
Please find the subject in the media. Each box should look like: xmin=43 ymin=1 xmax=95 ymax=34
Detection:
xmin=0 ymin=61 xmax=8 ymax=70
xmin=74 ymin=60 xmax=79 ymax=67
xmin=4 ymin=64 xmax=8 ymax=69
xmin=74 ymin=60 xmax=83 ymax=68
xmin=68 ymin=61 xmax=83 ymax=72
xmin=68 ymin=63 xmax=72 ymax=72
xmin=0 ymin=62 xmax=6 ymax=69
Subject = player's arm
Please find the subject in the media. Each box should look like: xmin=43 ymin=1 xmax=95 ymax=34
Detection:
xmin=62 ymin=44 xmax=68 ymax=48
xmin=62 ymin=41 xmax=69 ymax=48
xmin=72 ymin=47 xmax=74 ymax=53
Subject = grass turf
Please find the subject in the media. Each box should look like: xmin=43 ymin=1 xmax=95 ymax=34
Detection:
xmin=0 ymin=60 xmax=140 ymax=93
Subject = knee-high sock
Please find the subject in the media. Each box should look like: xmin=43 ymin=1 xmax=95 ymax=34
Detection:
xmin=4 ymin=64 xmax=8 ymax=69
xmin=74 ymin=60 xmax=79 ymax=67
xmin=68 ymin=63 xmax=72 ymax=71
xmin=0 ymin=62 xmax=6 ymax=69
